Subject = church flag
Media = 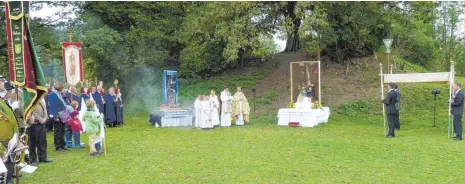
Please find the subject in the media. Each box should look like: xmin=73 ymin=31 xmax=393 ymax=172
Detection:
xmin=62 ymin=42 xmax=83 ymax=85
xmin=5 ymin=1 xmax=47 ymax=122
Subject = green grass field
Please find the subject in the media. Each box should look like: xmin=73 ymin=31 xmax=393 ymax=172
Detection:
xmin=20 ymin=111 xmax=465 ymax=183
xmin=20 ymin=60 xmax=465 ymax=183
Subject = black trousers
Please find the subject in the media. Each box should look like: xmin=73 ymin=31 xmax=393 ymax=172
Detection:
xmin=46 ymin=118 xmax=54 ymax=132
xmin=454 ymin=115 xmax=463 ymax=138
xmin=394 ymin=110 xmax=400 ymax=130
xmin=27 ymin=123 xmax=48 ymax=162
xmin=4 ymin=157 xmax=14 ymax=183
xmin=53 ymin=119 xmax=66 ymax=150
xmin=387 ymin=114 xmax=396 ymax=136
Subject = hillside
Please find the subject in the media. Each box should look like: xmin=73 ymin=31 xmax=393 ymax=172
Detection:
xmin=247 ymin=52 xmax=382 ymax=115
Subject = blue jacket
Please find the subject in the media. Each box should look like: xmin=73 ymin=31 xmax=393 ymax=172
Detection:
xmin=47 ymin=91 xmax=67 ymax=119
xmin=103 ymin=94 xmax=116 ymax=124
xmin=91 ymin=91 xmax=104 ymax=113
xmin=67 ymin=93 xmax=81 ymax=110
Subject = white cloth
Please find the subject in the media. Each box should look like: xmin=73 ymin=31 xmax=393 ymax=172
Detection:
xmin=79 ymin=97 xmax=87 ymax=132
xmin=383 ymin=72 xmax=451 ymax=83
xmin=200 ymin=100 xmax=213 ymax=129
xmin=277 ymin=107 xmax=330 ymax=127
xmin=209 ymin=95 xmax=220 ymax=126
xmin=0 ymin=90 xmax=6 ymax=99
xmin=220 ymin=91 xmax=232 ymax=127
xmin=194 ymin=99 xmax=202 ymax=128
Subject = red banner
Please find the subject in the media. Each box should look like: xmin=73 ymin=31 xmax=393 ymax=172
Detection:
xmin=62 ymin=42 xmax=83 ymax=85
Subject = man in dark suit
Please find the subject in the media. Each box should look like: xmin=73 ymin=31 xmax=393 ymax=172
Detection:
xmin=383 ymin=83 xmax=398 ymax=138
xmin=451 ymin=83 xmax=464 ymax=141
xmin=394 ymin=84 xmax=401 ymax=130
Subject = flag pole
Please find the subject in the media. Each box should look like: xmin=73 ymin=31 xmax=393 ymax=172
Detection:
xmin=380 ymin=63 xmax=386 ymax=137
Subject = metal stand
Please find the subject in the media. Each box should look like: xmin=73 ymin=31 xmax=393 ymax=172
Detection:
xmin=433 ymin=94 xmax=438 ymax=127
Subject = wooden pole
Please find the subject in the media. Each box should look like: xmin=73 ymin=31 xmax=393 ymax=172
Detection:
xmin=448 ymin=61 xmax=454 ymax=139
xmin=290 ymin=62 xmax=293 ymax=103
xmin=380 ymin=63 xmax=387 ymax=137
xmin=318 ymin=61 xmax=321 ymax=102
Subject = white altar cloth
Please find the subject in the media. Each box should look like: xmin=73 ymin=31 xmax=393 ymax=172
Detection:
xmin=277 ymin=107 xmax=330 ymax=127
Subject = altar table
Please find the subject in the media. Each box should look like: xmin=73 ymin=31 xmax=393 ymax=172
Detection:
xmin=277 ymin=107 xmax=330 ymax=127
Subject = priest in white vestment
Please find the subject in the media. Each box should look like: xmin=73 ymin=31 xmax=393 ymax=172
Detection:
xmin=201 ymin=95 xmax=213 ymax=129
xmin=209 ymin=90 xmax=220 ymax=127
xmin=220 ymin=87 xmax=233 ymax=127
xmin=194 ymin=95 xmax=202 ymax=128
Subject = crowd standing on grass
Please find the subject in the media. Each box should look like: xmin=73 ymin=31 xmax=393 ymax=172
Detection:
xmin=0 ymin=75 xmax=124 ymax=184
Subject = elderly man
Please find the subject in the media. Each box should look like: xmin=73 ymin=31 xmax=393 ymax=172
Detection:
xmin=27 ymin=99 xmax=53 ymax=166
xmin=103 ymin=88 xmax=118 ymax=127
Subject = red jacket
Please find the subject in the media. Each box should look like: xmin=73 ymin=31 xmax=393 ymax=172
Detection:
xmin=67 ymin=118 xmax=83 ymax=133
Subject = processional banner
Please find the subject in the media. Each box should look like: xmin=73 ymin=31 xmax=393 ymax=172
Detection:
xmin=62 ymin=42 xmax=83 ymax=85
xmin=5 ymin=1 xmax=30 ymax=86
xmin=5 ymin=1 xmax=47 ymax=122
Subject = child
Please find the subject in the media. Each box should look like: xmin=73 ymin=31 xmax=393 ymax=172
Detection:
xmin=67 ymin=111 xmax=84 ymax=148
xmin=83 ymin=100 xmax=103 ymax=156
xmin=66 ymin=101 xmax=80 ymax=148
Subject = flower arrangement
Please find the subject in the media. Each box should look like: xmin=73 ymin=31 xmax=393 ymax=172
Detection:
xmin=312 ymin=101 xmax=323 ymax=109
xmin=287 ymin=101 xmax=295 ymax=108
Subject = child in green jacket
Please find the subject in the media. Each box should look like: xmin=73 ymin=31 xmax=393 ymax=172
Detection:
xmin=83 ymin=100 xmax=103 ymax=156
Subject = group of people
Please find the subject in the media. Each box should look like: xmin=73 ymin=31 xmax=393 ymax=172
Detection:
xmin=0 ymin=75 xmax=125 ymax=184
xmin=383 ymin=82 xmax=464 ymax=140
xmin=194 ymin=86 xmax=250 ymax=129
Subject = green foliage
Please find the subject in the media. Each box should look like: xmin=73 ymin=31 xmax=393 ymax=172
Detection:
xmin=394 ymin=57 xmax=430 ymax=73
xmin=336 ymin=101 xmax=373 ymax=116
xmin=256 ymin=90 xmax=278 ymax=105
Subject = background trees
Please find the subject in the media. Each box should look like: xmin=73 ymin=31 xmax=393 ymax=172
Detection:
xmin=0 ymin=1 xmax=464 ymax=94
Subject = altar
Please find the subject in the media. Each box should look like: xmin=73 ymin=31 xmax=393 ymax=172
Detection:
xmin=277 ymin=60 xmax=331 ymax=127
xmin=277 ymin=107 xmax=330 ymax=127
xmin=149 ymin=109 xmax=193 ymax=127
xmin=149 ymin=70 xmax=193 ymax=127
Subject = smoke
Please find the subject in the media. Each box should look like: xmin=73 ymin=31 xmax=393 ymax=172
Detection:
xmin=122 ymin=66 xmax=162 ymax=115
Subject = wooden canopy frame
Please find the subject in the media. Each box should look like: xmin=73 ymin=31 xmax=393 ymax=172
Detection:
xmin=289 ymin=61 xmax=321 ymax=103
xmin=379 ymin=62 xmax=454 ymax=138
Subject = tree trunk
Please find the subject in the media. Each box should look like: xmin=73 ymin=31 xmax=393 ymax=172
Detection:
xmin=283 ymin=1 xmax=301 ymax=52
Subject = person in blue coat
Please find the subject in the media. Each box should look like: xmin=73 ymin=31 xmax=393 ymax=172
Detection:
xmin=91 ymin=87 xmax=104 ymax=114
xmin=68 ymin=86 xmax=80 ymax=110
xmin=80 ymin=87 xmax=91 ymax=102
xmin=48 ymin=82 xmax=70 ymax=152
xmin=103 ymin=88 xmax=117 ymax=127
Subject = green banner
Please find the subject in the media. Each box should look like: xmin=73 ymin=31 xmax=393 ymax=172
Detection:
xmin=6 ymin=1 xmax=26 ymax=86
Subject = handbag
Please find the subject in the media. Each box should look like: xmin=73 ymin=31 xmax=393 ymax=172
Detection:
xmin=58 ymin=110 xmax=71 ymax=123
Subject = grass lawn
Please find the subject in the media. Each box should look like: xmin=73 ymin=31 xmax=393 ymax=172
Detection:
xmin=20 ymin=111 xmax=465 ymax=183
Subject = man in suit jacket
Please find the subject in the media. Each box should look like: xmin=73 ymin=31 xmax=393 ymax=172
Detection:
xmin=451 ymin=83 xmax=464 ymax=140
xmin=48 ymin=82 xmax=69 ymax=151
xmin=395 ymin=84 xmax=401 ymax=130
xmin=383 ymin=83 xmax=398 ymax=138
